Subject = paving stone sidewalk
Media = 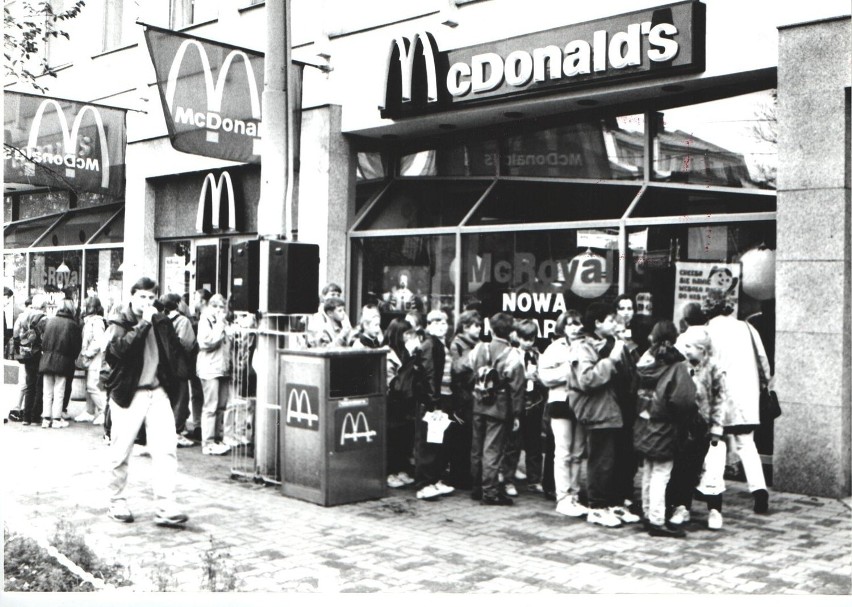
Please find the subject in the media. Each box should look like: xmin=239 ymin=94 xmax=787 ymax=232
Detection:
xmin=2 ymin=416 xmax=850 ymax=595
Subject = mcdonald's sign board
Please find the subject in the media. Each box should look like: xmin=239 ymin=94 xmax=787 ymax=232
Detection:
xmin=380 ymin=1 xmax=704 ymax=119
xmin=284 ymin=384 xmax=319 ymax=431
xmin=334 ymin=406 xmax=379 ymax=453
xmin=3 ymin=91 xmax=126 ymax=196
xmin=144 ymin=24 xmax=264 ymax=163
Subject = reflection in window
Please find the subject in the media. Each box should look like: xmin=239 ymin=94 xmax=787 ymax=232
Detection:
xmin=400 ymin=140 xmax=499 ymax=177
xmin=4 ymin=215 xmax=60 ymax=249
xmin=85 ymin=248 xmax=124 ymax=315
xmin=653 ymin=90 xmax=777 ymax=189
xmin=159 ymin=240 xmax=192 ymax=300
xmin=358 ymin=235 xmax=455 ymax=323
xmin=462 ymin=230 xmax=619 ymax=344
xmin=4 ymin=252 xmax=27 ymax=304
xmin=358 ymin=180 xmax=489 ymax=230
xmin=38 ymin=206 xmax=122 ymax=247
xmin=29 ymin=251 xmax=82 ymax=315
xmin=356 ymin=152 xmax=385 ymax=181
xmin=17 ymin=191 xmax=70 ymax=221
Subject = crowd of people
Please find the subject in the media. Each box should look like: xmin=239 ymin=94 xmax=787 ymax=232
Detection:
xmin=3 ymin=278 xmax=772 ymax=534
xmin=302 ymin=281 xmax=773 ymax=538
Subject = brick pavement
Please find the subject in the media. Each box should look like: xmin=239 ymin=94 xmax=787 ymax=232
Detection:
xmin=2 ymin=412 xmax=851 ymax=594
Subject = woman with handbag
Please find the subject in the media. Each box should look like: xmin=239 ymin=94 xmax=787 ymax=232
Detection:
xmin=76 ymin=296 xmax=108 ymax=424
xmin=705 ymin=291 xmax=773 ymax=514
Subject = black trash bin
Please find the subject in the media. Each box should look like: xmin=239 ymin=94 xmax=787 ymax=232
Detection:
xmin=278 ymin=348 xmax=387 ymax=506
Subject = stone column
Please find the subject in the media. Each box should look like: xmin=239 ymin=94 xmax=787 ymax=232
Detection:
xmin=121 ymin=143 xmax=158 ymax=295
xmin=296 ymin=105 xmax=356 ymax=291
xmin=775 ymin=16 xmax=851 ymax=497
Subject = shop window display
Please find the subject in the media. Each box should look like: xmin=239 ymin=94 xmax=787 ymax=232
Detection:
xmin=358 ymin=235 xmax=455 ymax=323
xmin=29 ymin=251 xmax=82 ymax=314
xmin=84 ymin=248 xmax=124 ymax=314
xmin=462 ymin=230 xmax=620 ymax=345
xmin=159 ymin=240 xmax=192 ymax=301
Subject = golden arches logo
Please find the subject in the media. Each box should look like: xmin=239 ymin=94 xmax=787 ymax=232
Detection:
xmin=285 ymin=387 xmax=318 ymax=427
xmin=196 ymin=171 xmax=236 ymax=232
xmin=379 ymin=31 xmax=439 ymax=111
xmin=340 ymin=411 xmax=376 ymax=445
xmin=27 ymin=99 xmax=110 ymax=188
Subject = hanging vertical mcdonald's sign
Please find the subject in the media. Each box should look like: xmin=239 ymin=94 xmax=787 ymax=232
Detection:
xmin=3 ymin=91 xmax=126 ymax=195
xmin=143 ymin=24 xmax=265 ymax=163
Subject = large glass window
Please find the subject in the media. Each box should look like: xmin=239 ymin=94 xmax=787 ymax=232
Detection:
xmin=159 ymin=240 xmax=192 ymax=301
xmin=463 ymin=230 xmax=619 ymax=344
xmin=653 ymin=90 xmax=777 ymax=189
xmin=84 ymin=248 xmax=124 ymax=314
xmin=4 ymin=252 xmax=27 ymax=304
xmin=357 ymin=235 xmax=455 ymax=324
xmin=4 ymin=215 xmax=60 ymax=249
xmin=29 ymin=251 xmax=82 ymax=314
xmin=400 ymin=140 xmax=499 ymax=177
xmin=357 ymin=180 xmax=489 ymax=230
xmin=38 ymin=205 xmax=121 ymax=247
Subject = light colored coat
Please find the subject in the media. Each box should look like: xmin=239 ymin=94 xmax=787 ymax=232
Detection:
xmin=706 ymin=315 xmax=770 ymax=427
xmin=538 ymin=337 xmax=572 ymax=403
xmin=196 ymin=308 xmax=232 ymax=379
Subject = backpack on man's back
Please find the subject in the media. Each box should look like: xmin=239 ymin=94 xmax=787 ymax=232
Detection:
xmin=16 ymin=313 xmax=45 ymax=363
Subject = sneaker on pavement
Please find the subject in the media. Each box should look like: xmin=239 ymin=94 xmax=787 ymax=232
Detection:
xmin=107 ymin=502 xmax=134 ymax=523
xmin=41 ymin=419 xmax=51 ymax=429
xmin=587 ymin=508 xmax=623 ymax=528
xmin=504 ymin=483 xmax=518 ymax=497
xmin=92 ymin=413 xmax=105 ymax=426
xmin=434 ymin=480 xmax=455 ymax=495
xmin=74 ymin=411 xmax=95 ymax=423
xmin=202 ymin=443 xmax=230 ymax=456
xmin=52 ymin=419 xmax=69 ymax=429
xmin=481 ymin=494 xmax=514 ymax=506
xmin=416 ymin=484 xmax=442 ymax=500
xmin=708 ymin=509 xmax=723 ymax=530
xmin=669 ymin=505 xmax=691 ymax=525
xmin=514 ymin=469 xmax=527 ymax=481
xmin=176 ymin=434 xmax=195 ymax=448
xmin=527 ymin=483 xmax=545 ymax=494
xmin=222 ymin=437 xmax=241 ymax=447
xmin=387 ymin=474 xmax=405 ymax=489
xmin=396 ymin=471 xmax=415 ymax=485
xmin=611 ymin=505 xmax=641 ymax=524
xmin=648 ymin=523 xmax=686 ymax=538
xmin=155 ymin=509 xmax=188 ymax=527
xmin=555 ymin=496 xmax=588 ymax=517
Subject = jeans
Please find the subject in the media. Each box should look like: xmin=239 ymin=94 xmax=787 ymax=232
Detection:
xmin=613 ymin=424 xmax=638 ymax=504
xmin=23 ymin=361 xmax=43 ymax=424
xmin=387 ymin=420 xmax=414 ymax=475
xmin=188 ymin=375 xmax=204 ymax=432
xmin=445 ymin=416 xmax=472 ymax=490
xmin=551 ymin=416 xmax=587 ymax=503
xmin=414 ymin=401 xmax=450 ymax=489
xmin=471 ymin=413 xmax=508 ymax=499
xmin=586 ymin=428 xmax=619 ymax=509
xmin=42 ymin=373 xmax=67 ymax=420
xmin=167 ymin=379 xmax=190 ymax=434
xmin=201 ymin=377 xmax=231 ymax=447
xmin=542 ymin=417 xmax=555 ymax=496
xmin=108 ymin=387 xmax=178 ymax=510
xmin=642 ymin=458 xmax=674 ymax=526
xmin=667 ymin=435 xmax=711 ymax=511
xmin=501 ymin=404 xmax=544 ymax=484
xmin=85 ymin=355 xmax=106 ymax=416
xmin=728 ymin=432 xmax=767 ymax=493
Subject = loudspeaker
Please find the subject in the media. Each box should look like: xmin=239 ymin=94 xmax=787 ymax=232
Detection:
xmin=230 ymin=240 xmax=260 ymax=312
xmin=267 ymin=240 xmax=320 ymax=314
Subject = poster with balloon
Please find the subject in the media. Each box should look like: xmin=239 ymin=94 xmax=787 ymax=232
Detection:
xmin=673 ymin=261 xmax=741 ymax=328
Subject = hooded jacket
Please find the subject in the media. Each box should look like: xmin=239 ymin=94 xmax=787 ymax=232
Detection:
xmin=633 ymin=346 xmax=697 ymax=460
xmin=467 ymin=337 xmax=525 ymax=421
xmin=566 ymin=333 xmax=622 ymax=429
xmin=449 ymin=332 xmax=478 ymax=419
xmin=39 ymin=308 xmax=82 ymax=376
xmin=103 ymin=304 xmax=187 ymax=407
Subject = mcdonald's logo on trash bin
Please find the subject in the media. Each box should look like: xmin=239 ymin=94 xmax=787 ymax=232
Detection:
xmin=284 ymin=384 xmax=319 ymax=430
xmin=340 ymin=410 xmax=377 ymax=446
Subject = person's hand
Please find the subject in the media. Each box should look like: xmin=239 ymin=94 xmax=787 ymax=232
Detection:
xmin=609 ymin=340 xmax=625 ymax=361
xmin=141 ymin=305 xmax=156 ymax=323
xmin=452 ymin=412 xmax=465 ymax=426
xmin=512 ymin=418 xmax=520 ymax=432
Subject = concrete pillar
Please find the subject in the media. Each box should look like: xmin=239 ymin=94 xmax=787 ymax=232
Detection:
xmin=774 ymin=16 xmax=851 ymax=497
xmin=122 ymin=144 xmax=158 ymax=295
xmin=297 ymin=105 xmax=356 ymax=290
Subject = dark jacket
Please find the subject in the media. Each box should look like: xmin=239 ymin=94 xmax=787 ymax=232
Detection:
xmin=449 ymin=332 xmax=478 ymax=421
xmin=632 ymin=347 xmax=697 ymax=461
xmin=468 ymin=337 xmax=525 ymax=421
xmin=566 ymin=333 xmax=622 ymax=429
xmin=417 ymin=334 xmax=447 ymax=412
xmin=103 ymin=304 xmax=188 ymax=408
xmin=38 ymin=308 xmax=82 ymax=376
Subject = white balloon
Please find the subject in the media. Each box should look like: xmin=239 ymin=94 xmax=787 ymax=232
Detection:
xmin=740 ymin=247 xmax=775 ymax=300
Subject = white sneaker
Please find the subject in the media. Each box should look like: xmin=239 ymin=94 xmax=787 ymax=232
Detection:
xmin=514 ymin=469 xmax=527 ymax=481
xmin=202 ymin=442 xmax=230 ymax=456
xmin=52 ymin=419 xmax=69 ymax=429
xmin=434 ymin=480 xmax=455 ymax=495
xmin=669 ymin=505 xmax=691 ymax=525
xmin=708 ymin=509 xmax=723 ymax=530
xmin=41 ymin=419 xmax=52 ymax=429
xmin=587 ymin=508 xmax=623 ymax=528
xmin=396 ymin=471 xmax=415 ymax=485
xmin=555 ymin=496 xmax=588 ymax=517
xmin=610 ymin=505 xmax=641 ymax=524
xmin=92 ymin=413 xmax=105 ymax=426
xmin=74 ymin=411 xmax=95 ymax=423
xmin=387 ymin=474 xmax=405 ymax=489
xmin=416 ymin=484 xmax=442 ymax=500
xmin=504 ymin=483 xmax=518 ymax=497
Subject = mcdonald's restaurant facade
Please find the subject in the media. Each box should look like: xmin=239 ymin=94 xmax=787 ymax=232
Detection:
xmin=3 ymin=0 xmax=850 ymax=498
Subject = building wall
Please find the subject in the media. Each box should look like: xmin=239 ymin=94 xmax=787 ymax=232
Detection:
xmin=775 ymin=16 xmax=852 ymax=497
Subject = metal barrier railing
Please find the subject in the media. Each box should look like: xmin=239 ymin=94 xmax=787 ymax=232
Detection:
xmin=228 ymin=312 xmax=310 ymax=484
